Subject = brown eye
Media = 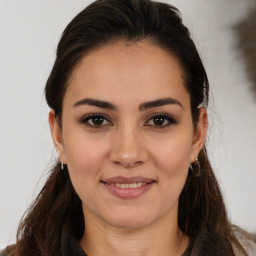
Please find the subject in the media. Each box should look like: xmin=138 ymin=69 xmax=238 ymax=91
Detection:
xmin=152 ymin=116 xmax=165 ymax=126
xmin=79 ymin=114 xmax=112 ymax=129
xmin=145 ymin=113 xmax=178 ymax=128
xmin=90 ymin=116 xmax=104 ymax=126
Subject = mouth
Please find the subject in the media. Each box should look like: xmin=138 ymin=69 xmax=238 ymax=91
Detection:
xmin=100 ymin=176 xmax=156 ymax=199
xmin=106 ymin=182 xmax=148 ymax=188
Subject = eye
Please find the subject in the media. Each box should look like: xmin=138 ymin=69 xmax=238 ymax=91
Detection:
xmin=79 ymin=114 xmax=112 ymax=129
xmin=145 ymin=113 xmax=178 ymax=128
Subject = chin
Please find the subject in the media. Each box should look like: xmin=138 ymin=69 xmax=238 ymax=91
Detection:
xmin=108 ymin=219 xmax=151 ymax=230
xmin=102 ymin=209 xmax=156 ymax=230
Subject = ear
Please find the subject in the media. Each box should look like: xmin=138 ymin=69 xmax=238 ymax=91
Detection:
xmin=48 ymin=110 xmax=66 ymax=163
xmin=190 ymin=108 xmax=208 ymax=162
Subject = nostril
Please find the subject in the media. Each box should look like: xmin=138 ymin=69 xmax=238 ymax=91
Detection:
xmin=108 ymin=138 xmax=148 ymax=167
xmin=112 ymin=159 xmax=144 ymax=168
xmin=113 ymin=160 xmax=123 ymax=166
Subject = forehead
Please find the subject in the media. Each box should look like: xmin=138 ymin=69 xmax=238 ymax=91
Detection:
xmin=64 ymin=41 xmax=190 ymax=108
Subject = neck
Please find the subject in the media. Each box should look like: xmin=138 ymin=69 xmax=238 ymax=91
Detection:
xmin=79 ymin=210 xmax=189 ymax=256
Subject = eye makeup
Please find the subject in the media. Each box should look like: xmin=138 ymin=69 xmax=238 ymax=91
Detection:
xmin=78 ymin=112 xmax=178 ymax=130
xmin=144 ymin=112 xmax=178 ymax=129
xmin=78 ymin=113 xmax=112 ymax=129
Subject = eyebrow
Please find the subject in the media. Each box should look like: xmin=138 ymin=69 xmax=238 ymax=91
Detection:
xmin=73 ymin=97 xmax=183 ymax=111
xmin=73 ymin=98 xmax=117 ymax=110
xmin=139 ymin=97 xmax=183 ymax=111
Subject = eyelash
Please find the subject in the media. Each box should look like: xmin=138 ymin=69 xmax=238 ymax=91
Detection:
xmin=78 ymin=113 xmax=111 ymax=129
xmin=78 ymin=113 xmax=178 ymax=130
xmin=145 ymin=113 xmax=178 ymax=128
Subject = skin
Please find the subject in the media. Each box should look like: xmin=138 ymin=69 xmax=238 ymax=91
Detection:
xmin=49 ymin=41 xmax=208 ymax=256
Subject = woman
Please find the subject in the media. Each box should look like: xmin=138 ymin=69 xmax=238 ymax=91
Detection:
xmin=1 ymin=0 xmax=255 ymax=255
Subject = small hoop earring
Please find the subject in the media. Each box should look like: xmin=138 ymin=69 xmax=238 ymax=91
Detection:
xmin=190 ymin=157 xmax=201 ymax=177
xmin=61 ymin=162 xmax=64 ymax=170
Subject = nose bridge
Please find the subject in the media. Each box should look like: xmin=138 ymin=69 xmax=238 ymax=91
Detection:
xmin=109 ymin=121 xmax=147 ymax=167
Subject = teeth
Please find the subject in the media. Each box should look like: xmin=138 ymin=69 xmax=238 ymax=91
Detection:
xmin=110 ymin=183 xmax=147 ymax=188
xmin=128 ymin=183 xmax=141 ymax=188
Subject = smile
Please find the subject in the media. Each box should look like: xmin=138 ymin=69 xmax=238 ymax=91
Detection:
xmin=101 ymin=176 xmax=156 ymax=199
xmin=109 ymin=183 xmax=147 ymax=188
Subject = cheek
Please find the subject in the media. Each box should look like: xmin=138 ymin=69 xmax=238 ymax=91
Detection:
xmin=64 ymin=129 xmax=106 ymax=169
xmin=151 ymin=129 xmax=193 ymax=196
xmin=63 ymin=136 xmax=107 ymax=209
xmin=152 ymin=130 xmax=193 ymax=173
xmin=62 ymin=130 xmax=109 ymax=195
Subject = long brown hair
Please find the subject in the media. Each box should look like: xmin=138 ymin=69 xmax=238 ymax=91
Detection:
xmin=4 ymin=0 xmax=250 ymax=255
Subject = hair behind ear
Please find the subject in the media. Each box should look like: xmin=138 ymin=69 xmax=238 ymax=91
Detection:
xmin=12 ymin=163 xmax=84 ymax=256
xmin=178 ymin=147 xmax=249 ymax=255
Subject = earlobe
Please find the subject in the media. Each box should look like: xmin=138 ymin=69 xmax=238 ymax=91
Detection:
xmin=190 ymin=108 xmax=208 ymax=162
xmin=48 ymin=110 xmax=66 ymax=163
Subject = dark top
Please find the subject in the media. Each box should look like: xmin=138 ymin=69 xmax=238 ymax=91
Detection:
xmin=62 ymin=235 xmax=191 ymax=256
xmin=1 ymin=231 xmax=236 ymax=256
xmin=62 ymin=232 xmax=234 ymax=256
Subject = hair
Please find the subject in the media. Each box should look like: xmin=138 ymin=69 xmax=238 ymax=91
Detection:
xmin=4 ymin=0 xmax=251 ymax=255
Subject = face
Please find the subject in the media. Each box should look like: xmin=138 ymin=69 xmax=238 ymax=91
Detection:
xmin=49 ymin=41 xmax=207 ymax=230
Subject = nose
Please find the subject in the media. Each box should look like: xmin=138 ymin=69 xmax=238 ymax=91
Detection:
xmin=109 ymin=125 xmax=148 ymax=168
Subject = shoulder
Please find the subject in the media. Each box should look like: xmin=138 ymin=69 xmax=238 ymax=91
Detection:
xmin=0 ymin=245 xmax=15 ymax=256
xmin=233 ymin=233 xmax=256 ymax=256
xmin=239 ymin=238 xmax=256 ymax=256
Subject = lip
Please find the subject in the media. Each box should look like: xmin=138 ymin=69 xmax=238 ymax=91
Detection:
xmin=101 ymin=176 xmax=156 ymax=199
xmin=102 ymin=175 xmax=155 ymax=184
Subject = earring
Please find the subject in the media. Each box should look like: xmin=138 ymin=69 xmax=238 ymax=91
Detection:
xmin=190 ymin=157 xmax=201 ymax=177
xmin=61 ymin=162 xmax=64 ymax=170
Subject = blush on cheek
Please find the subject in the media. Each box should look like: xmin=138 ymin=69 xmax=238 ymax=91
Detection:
xmin=157 ymin=149 xmax=190 ymax=192
xmin=66 ymin=140 xmax=99 ymax=165
xmin=158 ymin=148 xmax=190 ymax=172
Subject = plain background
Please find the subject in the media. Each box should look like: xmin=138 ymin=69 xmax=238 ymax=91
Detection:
xmin=1 ymin=0 xmax=256 ymax=248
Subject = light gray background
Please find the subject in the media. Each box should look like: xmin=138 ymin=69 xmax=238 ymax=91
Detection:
xmin=1 ymin=0 xmax=256 ymax=248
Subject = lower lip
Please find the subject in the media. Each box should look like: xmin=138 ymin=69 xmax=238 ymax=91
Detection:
xmin=103 ymin=182 xmax=155 ymax=199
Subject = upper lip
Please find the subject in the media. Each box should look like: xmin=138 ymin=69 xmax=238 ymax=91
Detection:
xmin=102 ymin=176 xmax=156 ymax=184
